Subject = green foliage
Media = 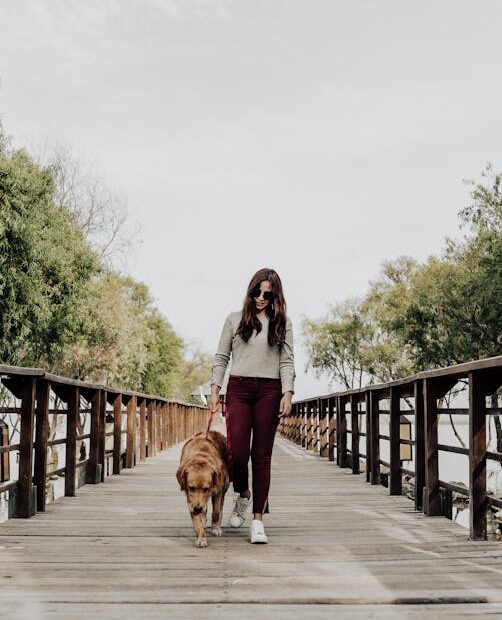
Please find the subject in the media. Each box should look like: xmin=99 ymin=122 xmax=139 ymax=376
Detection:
xmin=175 ymin=347 xmax=213 ymax=404
xmin=460 ymin=163 xmax=502 ymax=235
xmin=303 ymin=166 xmax=502 ymax=388
xmin=0 ymin=147 xmax=99 ymax=366
xmin=303 ymin=299 xmax=372 ymax=389
xmin=0 ymin=124 xmax=206 ymax=399
xmin=399 ymin=168 xmax=502 ymax=368
xmin=142 ymin=309 xmax=184 ymax=397
xmin=361 ymin=257 xmax=419 ymax=379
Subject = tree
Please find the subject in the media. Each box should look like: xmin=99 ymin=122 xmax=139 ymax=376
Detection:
xmin=37 ymin=144 xmax=133 ymax=267
xmin=302 ymin=299 xmax=374 ymax=390
xmin=0 ymin=145 xmax=99 ymax=366
xmin=175 ymin=344 xmax=213 ymax=404
xmin=396 ymin=166 xmax=502 ymax=368
xmin=302 ymin=258 xmax=419 ymax=390
xmin=361 ymin=256 xmax=419 ymax=380
xmin=141 ymin=309 xmax=185 ymax=397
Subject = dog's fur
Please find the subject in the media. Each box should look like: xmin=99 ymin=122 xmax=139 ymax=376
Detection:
xmin=176 ymin=430 xmax=230 ymax=547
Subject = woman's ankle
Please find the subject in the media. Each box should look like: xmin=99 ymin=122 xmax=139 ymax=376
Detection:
xmin=240 ymin=490 xmax=251 ymax=499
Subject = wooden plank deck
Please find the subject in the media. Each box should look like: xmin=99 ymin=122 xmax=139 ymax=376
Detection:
xmin=1 ymin=422 xmax=502 ymax=619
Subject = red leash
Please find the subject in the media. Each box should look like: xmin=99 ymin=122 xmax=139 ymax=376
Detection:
xmin=205 ymin=403 xmax=216 ymax=439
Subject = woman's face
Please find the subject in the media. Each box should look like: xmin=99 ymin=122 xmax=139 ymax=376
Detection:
xmin=254 ymin=280 xmax=272 ymax=313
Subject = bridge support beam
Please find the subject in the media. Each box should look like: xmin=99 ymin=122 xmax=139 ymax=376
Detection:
xmin=350 ymin=395 xmax=359 ymax=474
xmin=389 ymin=386 xmax=402 ymax=495
xmin=369 ymin=392 xmax=380 ymax=485
xmin=337 ymin=396 xmax=348 ymax=468
xmin=414 ymin=380 xmax=425 ymax=511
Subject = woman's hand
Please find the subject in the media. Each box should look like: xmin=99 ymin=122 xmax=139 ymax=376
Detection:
xmin=278 ymin=391 xmax=293 ymax=418
xmin=209 ymin=392 xmax=220 ymax=415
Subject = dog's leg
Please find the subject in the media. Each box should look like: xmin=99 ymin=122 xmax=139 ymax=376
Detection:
xmin=192 ymin=512 xmax=208 ymax=547
xmin=211 ymin=493 xmax=223 ymax=536
xmin=220 ymin=486 xmax=229 ymax=530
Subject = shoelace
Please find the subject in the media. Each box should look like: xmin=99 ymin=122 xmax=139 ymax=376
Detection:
xmin=233 ymin=496 xmax=250 ymax=517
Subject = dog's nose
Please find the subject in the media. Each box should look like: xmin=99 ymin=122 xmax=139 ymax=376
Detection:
xmin=193 ymin=506 xmax=203 ymax=514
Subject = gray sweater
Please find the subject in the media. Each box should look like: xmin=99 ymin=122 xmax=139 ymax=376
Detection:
xmin=211 ymin=310 xmax=296 ymax=394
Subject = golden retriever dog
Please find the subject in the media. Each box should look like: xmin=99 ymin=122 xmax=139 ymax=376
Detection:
xmin=176 ymin=430 xmax=230 ymax=547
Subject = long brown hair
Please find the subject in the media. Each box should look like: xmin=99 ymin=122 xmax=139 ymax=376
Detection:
xmin=236 ymin=268 xmax=287 ymax=346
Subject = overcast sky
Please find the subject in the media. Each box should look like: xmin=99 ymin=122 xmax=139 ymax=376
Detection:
xmin=1 ymin=1 xmax=501 ymax=398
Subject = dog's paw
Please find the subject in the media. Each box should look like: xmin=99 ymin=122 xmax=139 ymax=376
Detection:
xmin=211 ymin=527 xmax=223 ymax=537
xmin=195 ymin=538 xmax=208 ymax=548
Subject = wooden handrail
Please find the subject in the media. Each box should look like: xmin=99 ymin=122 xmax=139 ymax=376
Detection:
xmin=279 ymin=355 xmax=502 ymax=541
xmin=0 ymin=365 xmax=207 ymax=519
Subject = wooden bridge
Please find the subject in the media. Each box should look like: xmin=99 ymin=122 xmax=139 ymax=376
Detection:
xmin=0 ymin=357 xmax=502 ymax=618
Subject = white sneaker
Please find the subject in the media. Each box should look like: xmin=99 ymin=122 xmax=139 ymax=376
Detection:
xmin=228 ymin=494 xmax=251 ymax=528
xmin=249 ymin=519 xmax=268 ymax=544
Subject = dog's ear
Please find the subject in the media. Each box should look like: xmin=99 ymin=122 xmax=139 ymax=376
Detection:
xmin=176 ymin=465 xmax=187 ymax=491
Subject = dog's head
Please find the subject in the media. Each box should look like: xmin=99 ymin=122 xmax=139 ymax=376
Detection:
xmin=176 ymin=458 xmax=219 ymax=515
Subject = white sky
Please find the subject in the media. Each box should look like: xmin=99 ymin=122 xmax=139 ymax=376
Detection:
xmin=1 ymin=0 xmax=501 ymax=398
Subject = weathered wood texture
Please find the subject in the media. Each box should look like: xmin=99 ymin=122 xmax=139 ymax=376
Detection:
xmin=281 ymin=356 xmax=502 ymax=541
xmin=0 ymin=366 xmax=207 ymax=519
xmin=1 ymin=424 xmax=502 ymax=619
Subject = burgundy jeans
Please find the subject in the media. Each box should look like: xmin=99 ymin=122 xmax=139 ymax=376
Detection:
xmin=225 ymin=375 xmax=282 ymax=514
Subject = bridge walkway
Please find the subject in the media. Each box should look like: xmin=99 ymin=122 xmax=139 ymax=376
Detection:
xmin=1 ymin=421 xmax=502 ymax=619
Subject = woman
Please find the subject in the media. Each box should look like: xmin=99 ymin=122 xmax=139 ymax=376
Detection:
xmin=209 ymin=268 xmax=295 ymax=544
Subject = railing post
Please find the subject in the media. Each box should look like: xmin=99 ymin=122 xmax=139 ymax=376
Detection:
xmin=125 ymin=395 xmax=137 ymax=468
xmin=98 ymin=390 xmax=107 ymax=482
xmin=370 ymin=391 xmax=380 ymax=485
xmin=178 ymin=403 xmax=182 ymax=443
xmin=350 ymin=395 xmax=359 ymax=474
xmin=389 ymin=386 xmax=402 ymax=495
xmin=469 ymin=370 xmax=487 ymax=540
xmin=319 ymin=399 xmax=328 ymax=457
xmin=414 ymin=380 xmax=425 ymax=511
xmin=167 ymin=403 xmax=173 ymax=447
xmin=164 ymin=402 xmax=169 ymax=449
xmin=305 ymin=403 xmax=312 ymax=450
xmin=87 ymin=389 xmax=101 ymax=484
xmin=365 ymin=391 xmax=371 ymax=482
xmin=315 ymin=399 xmax=321 ymax=453
xmin=17 ymin=379 xmax=36 ymax=518
xmin=328 ymin=397 xmax=336 ymax=462
xmin=139 ymin=398 xmax=147 ymax=461
xmin=290 ymin=403 xmax=295 ymax=443
xmin=113 ymin=394 xmax=122 ymax=474
xmin=300 ymin=403 xmax=306 ymax=448
xmin=156 ymin=401 xmax=162 ymax=452
xmin=159 ymin=402 xmax=165 ymax=450
xmin=338 ymin=396 xmax=347 ymax=468
xmin=311 ymin=401 xmax=317 ymax=451
xmin=65 ymin=386 xmax=79 ymax=496
xmin=147 ymin=400 xmax=155 ymax=457
xmin=423 ymin=378 xmax=440 ymax=515
xmin=34 ymin=380 xmax=50 ymax=512
xmin=294 ymin=403 xmax=300 ymax=444
xmin=294 ymin=403 xmax=298 ymax=443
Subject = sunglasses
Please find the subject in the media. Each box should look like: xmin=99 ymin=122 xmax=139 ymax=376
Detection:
xmin=250 ymin=287 xmax=275 ymax=301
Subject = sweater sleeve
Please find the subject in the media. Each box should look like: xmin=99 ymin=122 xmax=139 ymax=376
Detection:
xmin=279 ymin=316 xmax=296 ymax=394
xmin=211 ymin=314 xmax=233 ymax=388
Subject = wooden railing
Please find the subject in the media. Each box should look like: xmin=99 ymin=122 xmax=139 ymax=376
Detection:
xmin=0 ymin=365 xmax=207 ymax=520
xmin=279 ymin=355 xmax=502 ymax=541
